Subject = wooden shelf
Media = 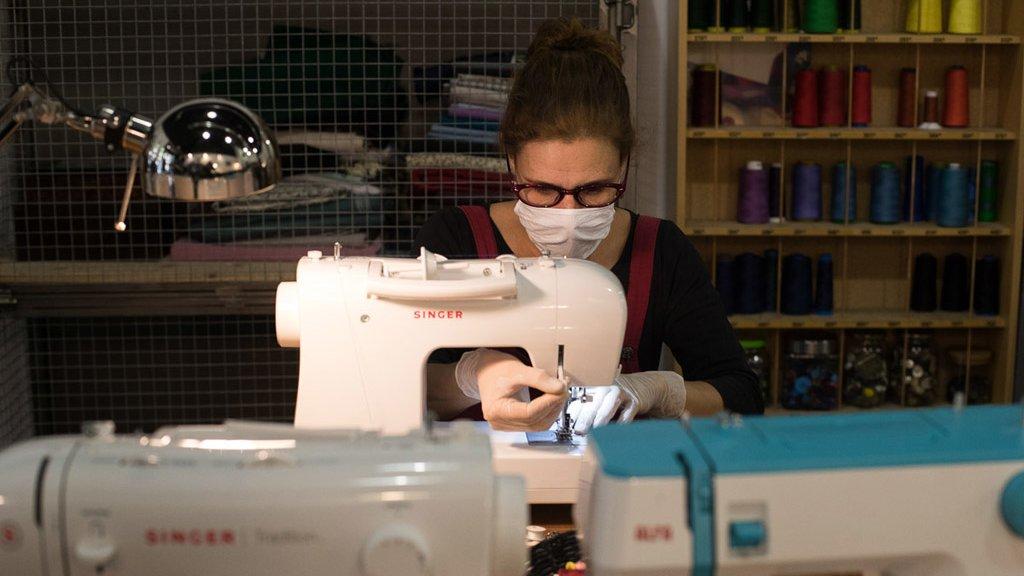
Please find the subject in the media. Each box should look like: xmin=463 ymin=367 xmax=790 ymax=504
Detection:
xmin=0 ymin=261 xmax=295 ymax=286
xmin=729 ymin=312 xmax=1005 ymax=330
xmin=684 ymin=221 xmax=1012 ymax=238
xmin=686 ymin=127 xmax=1016 ymax=141
xmin=688 ymin=32 xmax=1020 ymax=45
xmin=764 ymin=403 xmax=950 ymax=416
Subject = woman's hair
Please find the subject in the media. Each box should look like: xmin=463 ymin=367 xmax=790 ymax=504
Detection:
xmin=500 ymin=18 xmax=634 ymax=161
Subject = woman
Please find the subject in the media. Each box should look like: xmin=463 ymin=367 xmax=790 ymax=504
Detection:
xmin=416 ymin=18 xmax=762 ymax=432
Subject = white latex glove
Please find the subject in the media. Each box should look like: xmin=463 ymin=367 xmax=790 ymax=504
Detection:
xmin=570 ymin=371 xmax=687 ymax=435
xmin=455 ymin=348 xmax=568 ymax=432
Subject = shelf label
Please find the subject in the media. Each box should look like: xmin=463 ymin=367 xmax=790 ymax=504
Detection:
xmin=991 ymin=228 xmax=1003 ymax=235
xmin=795 ymin=132 xmax=809 ymax=138
xmin=833 ymin=36 xmax=846 ymax=42
xmin=892 ymin=229 xmax=905 ymax=236
xmin=957 ymin=229 xmax=969 ymax=235
xmin=761 ymin=229 xmax=775 ymax=236
xmin=692 ymin=35 xmax=708 ymax=42
xmin=1002 ymin=36 xmax=1015 ymax=44
xmin=856 ymin=321 xmax=869 ymax=327
xmin=799 ymin=35 xmax=812 ymax=42
xmin=986 ymin=320 xmax=997 ymax=327
xmin=899 ymin=36 xmax=912 ymax=43
xmin=825 ymin=321 xmax=837 ymax=328
xmin=866 ymin=36 xmax=879 ymax=43
xmin=995 ymin=132 xmax=1008 ymax=139
xmin=925 ymin=229 xmax=938 ymax=236
xmin=828 ymin=132 xmax=842 ymax=138
xmin=794 ymin=228 xmax=806 ymax=235
xmin=929 ymin=132 xmax=942 ymax=139
xmin=691 ymin=131 xmax=706 ymax=137
xmin=758 ymin=321 xmax=770 ymax=328
xmin=765 ymin=35 xmax=778 ymax=42
xmin=727 ymin=229 xmax=740 ymax=235
xmin=952 ymin=320 xmax=964 ymax=327
xmin=888 ymin=321 xmax=901 ymax=327
xmin=965 ymin=37 xmax=978 ymax=44
xmin=932 ymin=37 xmax=945 ymax=43
xmin=827 ymin=229 xmax=839 ymax=236
xmin=894 ymin=132 xmax=907 ymax=139
xmin=792 ymin=322 xmax=805 ymax=328
xmin=962 ymin=133 xmax=975 ymax=139
xmin=691 ymin=228 xmax=706 ymax=235
xmin=861 ymin=229 xmax=873 ymax=235
xmin=862 ymin=132 xmax=876 ymax=138
xmin=731 ymin=35 xmax=744 ymax=42
xmin=728 ymin=131 xmax=742 ymax=138
xmin=762 ymin=131 xmax=776 ymax=137
xmin=921 ymin=321 xmax=933 ymax=328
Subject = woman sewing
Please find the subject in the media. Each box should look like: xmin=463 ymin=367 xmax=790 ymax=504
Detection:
xmin=416 ymin=18 xmax=762 ymax=433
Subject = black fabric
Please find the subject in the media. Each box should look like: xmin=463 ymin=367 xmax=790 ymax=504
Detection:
xmin=412 ymin=206 xmax=764 ymax=415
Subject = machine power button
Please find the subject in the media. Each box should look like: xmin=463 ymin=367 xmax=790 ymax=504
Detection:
xmin=1001 ymin=471 xmax=1024 ymax=538
xmin=361 ymin=524 xmax=430 ymax=576
xmin=728 ymin=520 xmax=766 ymax=549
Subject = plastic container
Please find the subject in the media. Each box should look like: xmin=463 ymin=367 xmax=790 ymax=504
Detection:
xmin=741 ymin=339 xmax=771 ymax=405
xmin=843 ymin=333 xmax=890 ymax=408
xmin=782 ymin=338 xmax=839 ymax=410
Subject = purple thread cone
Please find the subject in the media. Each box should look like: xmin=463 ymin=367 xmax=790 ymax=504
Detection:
xmin=791 ymin=161 xmax=823 ymax=221
xmin=738 ymin=161 xmax=770 ymax=224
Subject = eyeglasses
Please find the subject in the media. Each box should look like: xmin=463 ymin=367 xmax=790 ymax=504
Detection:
xmin=506 ymin=155 xmax=629 ymax=208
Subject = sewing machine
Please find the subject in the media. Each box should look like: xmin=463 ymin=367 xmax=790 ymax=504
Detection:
xmin=577 ymin=405 xmax=1024 ymax=576
xmin=0 ymin=420 xmax=527 ymax=576
xmin=276 ymin=247 xmax=628 ymax=503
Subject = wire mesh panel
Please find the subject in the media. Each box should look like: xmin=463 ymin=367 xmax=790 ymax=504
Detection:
xmin=2 ymin=0 xmax=600 ymax=285
xmin=0 ymin=314 xmax=33 ymax=448
xmin=28 ymin=315 xmax=297 ymax=435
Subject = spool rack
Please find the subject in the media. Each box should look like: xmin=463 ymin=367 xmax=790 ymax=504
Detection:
xmin=679 ymin=0 xmax=1024 ymax=411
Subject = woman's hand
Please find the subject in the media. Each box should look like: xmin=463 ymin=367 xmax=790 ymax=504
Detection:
xmin=456 ymin=348 xmax=568 ymax=431
xmin=569 ymin=371 xmax=687 ymax=435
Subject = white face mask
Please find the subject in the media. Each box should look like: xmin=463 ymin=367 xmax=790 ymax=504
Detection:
xmin=513 ymin=200 xmax=616 ymax=259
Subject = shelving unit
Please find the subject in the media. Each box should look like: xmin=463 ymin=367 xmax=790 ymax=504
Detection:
xmin=679 ymin=0 xmax=1024 ymax=409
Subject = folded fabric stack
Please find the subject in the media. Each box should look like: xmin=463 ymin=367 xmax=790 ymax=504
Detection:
xmin=185 ymin=173 xmax=384 ymax=246
xmin=406 ymin=153 xmax=509 ymax=200
xmin=427 ymin=74 xmax=511 ymax=145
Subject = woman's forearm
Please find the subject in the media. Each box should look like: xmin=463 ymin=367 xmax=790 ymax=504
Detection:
xmin=426 ymin=362 xmax=477 ymax=420
xmin=683 ymin=380 xmax=725 ymax=416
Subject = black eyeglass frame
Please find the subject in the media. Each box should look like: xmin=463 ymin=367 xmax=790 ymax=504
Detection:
xmin=505 ymin=154 xmax=630 ymax=208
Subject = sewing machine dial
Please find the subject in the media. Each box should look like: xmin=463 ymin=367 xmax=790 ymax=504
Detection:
xmin=361 ymin=523 xmax=430 ymax=576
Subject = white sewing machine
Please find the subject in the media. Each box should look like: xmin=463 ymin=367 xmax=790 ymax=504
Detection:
xmin=0 ymin=420 xmax=527 ymax=576
xmin=577 ymin=405 xmax=1024 ymax=576
xmin=275 ymin=247 xmax=628 ymax=503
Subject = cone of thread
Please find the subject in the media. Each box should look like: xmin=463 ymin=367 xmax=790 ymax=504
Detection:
xmin=906 ymin=0 xmax=943 ymax=33
xmin=897 ymin=68 xmax=917 ymax=128
xmin=793 ymin=68 xmax=819 ymax=127
xmin=948 ymin=0 xmax=982 ymax=34
xmin=804 ymin=0 xmax=838 ymax=33
xmin=943 ymin=66 xmax=969 ymax=128
xmin=688 ymin=0 xmax=714 ymax=31
xmin=751 ymin=0 xmax=775 ymax=32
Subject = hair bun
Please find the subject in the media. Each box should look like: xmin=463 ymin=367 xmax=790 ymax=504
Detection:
xmin=527 ymin=18 xmax=623 ymax=69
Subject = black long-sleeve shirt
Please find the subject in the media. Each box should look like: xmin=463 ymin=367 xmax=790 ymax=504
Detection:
xmin=413 ymin=206 xmax=764 ymax=415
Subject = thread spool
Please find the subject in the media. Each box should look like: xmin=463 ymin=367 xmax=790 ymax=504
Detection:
xmin=830 ymin=162 xmax=857 ymax=223
xmin=978 ymin=160 xmax=998 ymax=222
xmin=792 ymin=161 xmax=823 ymax=221
xmin=926 ymin=162 xmax=947 ymax=221
xmin=940 ymin=253 xmax=970 ymax=312
xmin=919 ymin=90 xmax=941 ymax=130
xmin=897 ymin=68 xmax=917 ymax=128
xmin=793 ymin=68 xmax=819 ymax=127
xmin=911 ymin=253 xmax=938 ymax=312
xmin=781 ymin=253 xmax=814 ymax=315
xmin=769 ymin=163 xmax=783 ymax=222
xmin=974 ymin=255 xmax=1000 ymax=315
xmin=937 ymin=162 xmax=969 ymax=227
xmin=870 ymin=162 xmax=901 ymax=224
xmin=838 ymin=0 xmax=862 ymax=32
xmin=723 ymin=0 xmax=750 ymax=32
xmin=716 ymin=255 xmax=737 ymax=315
xmin=739 ymin=161 xmax=771 ymax=224
xmin=751 ymin=0 xmax=776 ymax=32
xmin=906 ymin=0 xmax=943 ymax=33
xmin=814 ymin=253 xmax=834 ymax=316
xmin=691 ymin=65 xmax=718 ymax=127
xmin=903 ymin=155 xmax=926 ymax=222
xmin=851 ymin=65 xmax=871 ymax=127
xmin=785 ymin=0 xmax=801 ymax=32
xmin=966 ymin=166 xmax=977 ymax=223
xmin=948 ymin=0 xmax=982 ymax=35
xmin=735 ymin=253 xmax=767 ymax=314
xmin=688 ymin=0 xmax=714 ymax=31
xmin=765 ymin=249 xmax=779 ymax=311
xmin=818 ymin=66 xmax=846 ymax=127
xmin=804 ymin=0 xmax=839 ymax=33
xmin=943 ymin=66 xmax=970 ymax=128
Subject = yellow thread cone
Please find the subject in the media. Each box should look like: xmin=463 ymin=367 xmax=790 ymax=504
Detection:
xmin=949 ymin=0 xmax=982 ymax=34
xmin=906 ymin=0 xmax=943 ymax=33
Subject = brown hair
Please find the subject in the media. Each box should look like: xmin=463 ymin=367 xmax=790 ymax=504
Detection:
xmin=500 ymin=18 xmax=634 ymax=161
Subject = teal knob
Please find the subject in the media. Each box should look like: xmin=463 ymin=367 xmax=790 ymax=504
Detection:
xmin=1001 ymin=471 xmax=1024 ymax=538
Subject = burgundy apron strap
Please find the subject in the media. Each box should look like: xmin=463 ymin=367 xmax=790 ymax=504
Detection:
xmin=458 ymin=205 xmax=499 ymax=259
xmin=621 ymin=216 xmax=660 ymax=374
